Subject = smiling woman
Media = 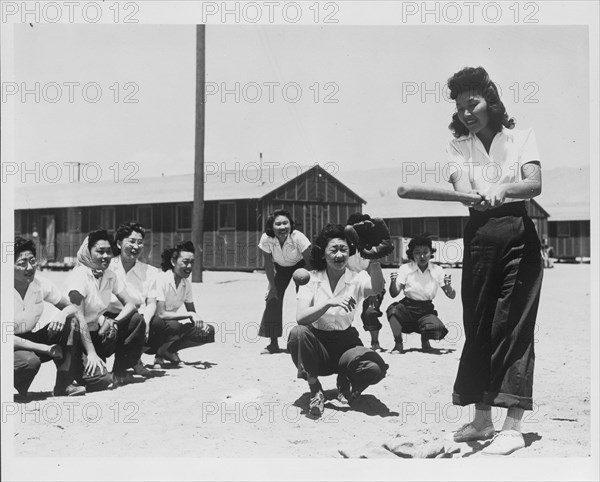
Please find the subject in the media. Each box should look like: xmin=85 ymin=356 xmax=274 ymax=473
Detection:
xmin=287 ymin=224 xmax=388 ymax=418
xmin=257 ymin=209 xmax=311 ymax=355
xmin=144 ymin=241 xmax=215 ymax=368
xmin=66 ymin=229 xmax=143 ymax=390
xmin=445 ymin=66 xmax=544 ymax=456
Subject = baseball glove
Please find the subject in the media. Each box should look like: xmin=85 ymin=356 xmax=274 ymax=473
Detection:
xmin=344 ymin=217 xmax=394 ymax=260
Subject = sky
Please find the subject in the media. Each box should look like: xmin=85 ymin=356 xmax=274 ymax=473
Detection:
xmin=7 ymin=18 xmax=592 ymax=186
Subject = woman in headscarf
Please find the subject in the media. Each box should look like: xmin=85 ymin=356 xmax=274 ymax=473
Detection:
xmin=66 ymin=228 xmax=145 ymax=389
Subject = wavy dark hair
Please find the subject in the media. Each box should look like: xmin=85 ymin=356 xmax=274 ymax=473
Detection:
xmin=447 ymin=66 xmax=515 ymax=138
xmin=114 ymin=221 xmax=146 ymax=255
xmin=15 ymin=236 xmax=36 ymax=257
xmin=87 ymin=229 xmax=114 ymax=254
xmin=160 ymin=241 xmax=195 ymax=272
xmin=264 ymin=209 xmax=296 ymax=238
xmin=406 ymin=234 xmax=436 ymax=261
xmin=310 ymin=224 xmax=356 ymax=271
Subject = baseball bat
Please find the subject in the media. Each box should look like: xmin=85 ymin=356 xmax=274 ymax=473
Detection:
xmin=397 ymin=185 xmax=483 ymax=203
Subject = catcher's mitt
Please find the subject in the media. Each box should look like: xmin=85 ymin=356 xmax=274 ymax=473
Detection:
xmin=344 ymin=217 xmax=393 ymax=260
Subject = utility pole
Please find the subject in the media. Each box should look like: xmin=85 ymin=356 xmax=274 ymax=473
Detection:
xmin=192 ymin=25 xmax=205 ymax=281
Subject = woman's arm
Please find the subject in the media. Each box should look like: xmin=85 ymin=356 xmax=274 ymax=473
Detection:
xmin=14 ymin=335 xmax=61 ymax=358
xmin=388 ymin=271 xmax=405 ymax=298
xmin=301 ymin=247 xmax=312 ymax=270
xmin=486 ymin=162 xmax=542 ymax=207
xmin=364 ymin=261 xmax=385 ymax=297
xmin=155 ymin=300 xmax=197 ymax=321
xmin=263 ymin=253 xmax=278 ymax=301
xmin=67 ymin=289 xmax=106 ymax=374
xmin=441 ymin=274 xmax=456 ymax=299
xmin=114 ymin=290 xmax=138 ymax=322
xmin=46 ymin=296 xmax=79 ymax=336
xmin=296 ymin=296 xmax=357 ymax=326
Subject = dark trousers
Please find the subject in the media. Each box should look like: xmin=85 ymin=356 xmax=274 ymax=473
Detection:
xmin=287 ymin=325 xmax=388 ymax=392
xmin=360 ymin=291 xmax=385 ymax=332
xmin=259 ymin=261 xmax=305 ymax=338
xmin=75 ymin=311 xmax=145 ymax=391
xmin=453 ymin=202 xmax=543 ymax=410
xmin=14 ymin=317 xmax=81 ymax=395
xmin=147 ymin=315 xmax=215 ymax=354
xmin=104 ymin=311 xmax=146 ymax=374
xmin=386 ymin=298 xmax=449 ymax=340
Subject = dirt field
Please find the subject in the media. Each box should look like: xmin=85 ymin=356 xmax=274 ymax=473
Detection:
xmin=4 ymin=264 xmax=594 ymax=479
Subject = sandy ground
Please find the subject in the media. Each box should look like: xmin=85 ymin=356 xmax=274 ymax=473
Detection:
xmin=4 ymin=264 xmax=594 ymax=478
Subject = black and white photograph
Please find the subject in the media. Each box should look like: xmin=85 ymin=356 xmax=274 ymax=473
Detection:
xmin=1 ymin=1 xmax=598 ymax=481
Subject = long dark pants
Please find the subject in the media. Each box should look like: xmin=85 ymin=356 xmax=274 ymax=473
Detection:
xmin=75 ymin=311 xmax=145 ymax=391
xmin=104 ymin=311 xmax=146 ymax=374
xmin=287 ymin=325 xmax=388 ymax=392
xmin=14 ymin=317 xmax=81 ymax=395
xmin=453 ymin=202 xmax=543 ymax=410
xmin=147 ymin=315 xmax=215 ymax=355
xmin=386 ymin=298 xmax=448 ymax=340
xmin=361 ymin=291 xmax=385 ymax=332
xmin=259 ymin=261 xmax=305 ymax=338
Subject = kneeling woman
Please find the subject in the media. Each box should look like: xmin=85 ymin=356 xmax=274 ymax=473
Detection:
xmin=146 ymin=241 xmax=215 ymax=367
xmin=288 ymin=224 xmax=388 ymax=417
xmin=67 ymin=229 xmax=146 ymax=389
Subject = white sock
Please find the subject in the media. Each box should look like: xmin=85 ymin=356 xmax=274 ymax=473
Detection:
xmin=502 ymin=407 xmax=525 ymax=432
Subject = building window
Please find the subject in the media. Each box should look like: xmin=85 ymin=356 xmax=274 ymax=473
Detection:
xmin=219 ymin=202 xmax=236 ymax=230
xmin=557 ymin=222 xmax=570 ymax=237
xmin=424 ymin=218 xmax=439 ymax=238
xmin=137 ymin=206 xmax=152 ymax=231
xmin=176 ymin=204 xmax=192 ymax=231
xmin=14 ymin=211 xmax=22 ymax=234
xmin=67 ymin=209 xmax=82 ymax=233
xmin=100 ymin=207 xmax=116 ymax=232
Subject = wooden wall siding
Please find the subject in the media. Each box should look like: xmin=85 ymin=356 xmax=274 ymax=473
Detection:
xmin=270 ymin=166 xmax=362 ymax=205
xmin=262 ymin=201 xmax=363 ymax=244
xmin=525 ymin=200 xmax=548 ymax=219
xmin=548 ymin=235 xmax=590 ymax=259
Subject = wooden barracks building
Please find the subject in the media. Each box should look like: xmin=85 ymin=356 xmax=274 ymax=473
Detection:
xmin=15 ymin=164 xmax=366 ymax=271
xmin=16 ymin=163 xmax=585 ymax=270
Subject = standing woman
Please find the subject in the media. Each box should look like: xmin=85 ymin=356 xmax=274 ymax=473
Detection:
xmin=258 ymin=209 xmax=311 ymax=354
xmin=67 ymin=229 xmax=143 ymax=389
xmin=145 ymin=241 xmax=215 ymax=367
xmin=445 ymin=66 xmax=543 ymax=455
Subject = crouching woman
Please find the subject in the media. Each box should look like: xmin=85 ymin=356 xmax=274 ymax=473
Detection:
xmin=145 ymin=241 xmax=215 ymax=367
xmin=287 ymin=224 xmax=389 ymax=417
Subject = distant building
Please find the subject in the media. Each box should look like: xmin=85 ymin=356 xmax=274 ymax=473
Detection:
xmin=15 ymin=164 xmax=365 ymax=271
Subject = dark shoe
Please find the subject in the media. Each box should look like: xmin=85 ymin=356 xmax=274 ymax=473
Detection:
xmin=336 ymin=374 xmax=352 ymax=405
xmin=133 ymin=361 xmax=155 ymax=378
xmin=421 ymin=336 xmax=433 ymax=351
xmin=112 ymin=371 xmax=136 ymax=387
xmin=153 ymin=356 xmax=167 ymax=369
xmin=309 ymin=390 xmax=325 ymax=417
xmin=260 ymin=344 xmax=281 ymax=355
xmin=390 ymin=339 xmax=404 ymax=354
xmin=371 ymin=342 xmax=384 ymax=352
xmin=53 ymin=384 xmax=86 ymax=397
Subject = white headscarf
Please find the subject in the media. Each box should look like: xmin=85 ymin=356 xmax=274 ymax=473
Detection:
xmin=76 ymin=236 xmax=105 ymax=279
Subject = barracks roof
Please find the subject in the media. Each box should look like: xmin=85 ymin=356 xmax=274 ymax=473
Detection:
xmin=15 ymin=164 xmax=365 ymax=210
xmin=14 ymin=163 xmax=589 ymax=222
